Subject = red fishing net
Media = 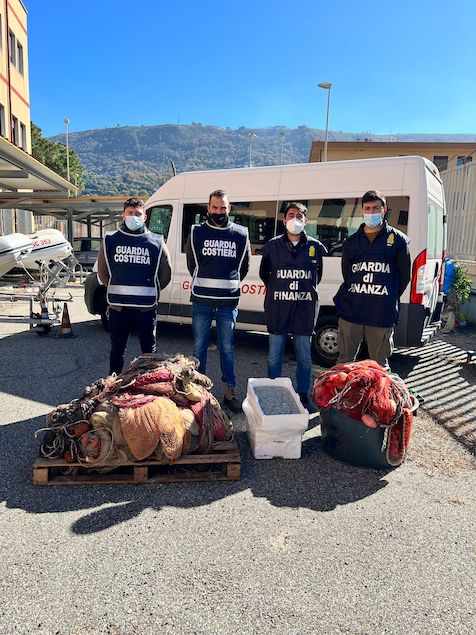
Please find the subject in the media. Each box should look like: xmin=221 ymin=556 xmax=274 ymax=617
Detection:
xmin=313 ymin=360 xmax=414 ymax=465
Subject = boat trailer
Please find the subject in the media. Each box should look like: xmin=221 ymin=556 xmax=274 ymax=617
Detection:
xmin=0 ymin=260 xmax=78 ymax=335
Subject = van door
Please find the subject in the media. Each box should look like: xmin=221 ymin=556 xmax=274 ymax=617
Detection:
xmin=146 ymin=202 xmax=177 ymax=320
xmin=179 ymin=200 xmax=277 ymax=329
xmin=423 ymin=196 xmax=445 ymax=320
xmin=229 ymin=200 xmax=277 ymax=328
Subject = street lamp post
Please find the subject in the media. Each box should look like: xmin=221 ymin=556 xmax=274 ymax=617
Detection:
xmin=248 ymin=132 xmax=257 ymax=167
xmin=279 ymin=130 xmax=285 ymax=165
xmin=64 ymin=117 xmax=70 ymax=185
xmin=317 ymin=82 xmax=332 ymax=162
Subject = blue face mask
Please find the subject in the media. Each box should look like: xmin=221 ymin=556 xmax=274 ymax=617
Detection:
xmin=363 ymin=213 xmax=383 ymax=228
xmin=124 ymin=216 xmax=144 ymax=231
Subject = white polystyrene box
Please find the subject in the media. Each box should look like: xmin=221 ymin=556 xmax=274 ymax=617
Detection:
xmin=247 ymin=428 xmax=302 ymax=460
xmin=244 ymin=377 xmax=309 ymax=435
xmin=242 ymin=378 xmax=309 ymax=460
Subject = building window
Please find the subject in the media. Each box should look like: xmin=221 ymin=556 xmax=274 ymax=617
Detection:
xmin=9 ymin=30 xmax=16 ymax=66
xmin=20 ymin=122 xmax=26 ymax=149
xmin=11 ymin=115 xmax=18 ymax=145
xmin=433 ymin=155 xmax=448 ymax=171
xmin=0 ymin=104 xmax=5 ymax=138
xmin=456 ymin=156 xmax=473 ymax=167
xmin=17 ymin=42 xmax=24 ymax=75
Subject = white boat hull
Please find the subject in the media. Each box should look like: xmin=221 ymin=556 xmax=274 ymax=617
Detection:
xmin=0 ymin=233 xmax=33 ymax=277
xmin=22 ymin=229 xmax=73 ymax=270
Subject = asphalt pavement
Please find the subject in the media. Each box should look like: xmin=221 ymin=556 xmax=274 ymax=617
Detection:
xmin=0 ymin=283 xmax=475 ymax=635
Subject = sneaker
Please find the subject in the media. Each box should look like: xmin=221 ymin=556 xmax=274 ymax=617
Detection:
xmin=298 ymin=392 xmax=310 ymax=409
xmin=223 ymin=385 xmax=242 ymax=413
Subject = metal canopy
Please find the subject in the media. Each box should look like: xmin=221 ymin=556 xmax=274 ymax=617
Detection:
xmin=0 ymin=136 xmax=77 ymax=194
xmin=0 ymin=195 xmax=125 ymax=242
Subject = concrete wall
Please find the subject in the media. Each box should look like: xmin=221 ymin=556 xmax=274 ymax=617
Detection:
xmin=0 ymin=0 xmax=31 ymax=152
xmin=309 ymin=142 xmax=474 ymax=172
xmin=442 ymin=164 xmax=476 ymax=261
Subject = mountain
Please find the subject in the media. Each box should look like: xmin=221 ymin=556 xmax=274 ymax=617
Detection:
xmin=50 ymin=124 xmax=476 ymax=196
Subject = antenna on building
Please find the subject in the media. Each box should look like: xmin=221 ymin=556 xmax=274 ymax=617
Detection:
xmin=171 ymin=161 xmax=176 ymax=176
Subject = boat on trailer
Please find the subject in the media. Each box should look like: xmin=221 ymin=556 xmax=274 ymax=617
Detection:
xmin=0 ymin=229 xmax=74 ymax=278
xmin=22 ymin=229 xmax=73 ymax=270
xmin=0 ymin=233 xmax=33 ymax=277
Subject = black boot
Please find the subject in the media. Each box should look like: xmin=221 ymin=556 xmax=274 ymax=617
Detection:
xmin=223 ymin=385 xmax=242 ymax=413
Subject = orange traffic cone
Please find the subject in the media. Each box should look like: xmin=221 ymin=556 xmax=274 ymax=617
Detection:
xmin=40 ymin=298 xmax=49 ymax=322
xmin=59 ymin=302 xmax=74 ymax=337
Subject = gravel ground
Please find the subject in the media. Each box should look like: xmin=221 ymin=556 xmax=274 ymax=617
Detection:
xmin=0 ymin=283 xmax=475 ymax=635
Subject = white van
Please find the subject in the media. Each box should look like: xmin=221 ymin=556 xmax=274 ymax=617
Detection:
xmin=85 ymin=156 xmax=446 ymax=365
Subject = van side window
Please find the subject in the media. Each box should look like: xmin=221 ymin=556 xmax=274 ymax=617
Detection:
xmin=279 ymin=197 xmax=409 ymax=253
xmin=182 ymin=203 xmax=208 ymax=252
xmin=181 ymin=201 xmax=277 ymax=254
xmin=279 ymin=198 xmax=359 ymax=253
xmin=231 ymin=201 xmax=277 ymax=255
xmin=385 ymin=197 xmax=409 ymax=234
xmin=147 ymin=205 xmax=173 ymax=240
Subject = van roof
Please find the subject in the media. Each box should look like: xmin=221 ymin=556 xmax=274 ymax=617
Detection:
xmin=145 ymin=155 xmax=438 ymax=205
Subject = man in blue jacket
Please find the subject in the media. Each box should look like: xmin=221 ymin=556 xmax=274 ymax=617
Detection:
xmin=259 ymin=202 xmax=327 ymax=408
xmin=186 ymin=189 xmax=250 ymax=413
xmin=97 ymin=197 xmax=171 ymax=375
xmin=334 ymin=190 xmax=411 ymax=368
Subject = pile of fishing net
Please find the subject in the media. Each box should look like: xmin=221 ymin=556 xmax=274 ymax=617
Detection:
xmin=35 ymin=353 xmax=234 ymax=470
xmin=312 ymin=360 xmax=415 ymax=465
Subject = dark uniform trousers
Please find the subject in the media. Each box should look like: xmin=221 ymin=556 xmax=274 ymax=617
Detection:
xmin=109 ymin=307 xmax=157 ymax=375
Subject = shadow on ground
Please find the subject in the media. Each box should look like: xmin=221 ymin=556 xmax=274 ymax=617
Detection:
xmin=391 ymin=336 xmax=476 ymax=455
xmin=0 ymin=414 xmax=389 ymax=533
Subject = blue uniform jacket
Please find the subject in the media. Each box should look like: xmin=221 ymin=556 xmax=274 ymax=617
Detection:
xmin=333 ymin=222 xmax=411 ymax=327
xmin=103 ymin=228 xmax=168 ymax=309
xmin=259 ymin=233 xmax=327 ymax=336
xmin=186 ymin=221 xmax=250 ymax=307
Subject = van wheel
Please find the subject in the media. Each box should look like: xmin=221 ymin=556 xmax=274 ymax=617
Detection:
xmin=312 ymin=317 xmax=339 ymax=367
xmin=100 ymin=309 xmax=110 ymax=332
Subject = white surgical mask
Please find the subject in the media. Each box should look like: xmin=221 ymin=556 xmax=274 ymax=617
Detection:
xmin=286 ymin=217 xmax=305 ymax=235
xmin=124 ymin=216 xmax=144 ymax=231
xmin=363 ymin=213 xmax=383 ymax=229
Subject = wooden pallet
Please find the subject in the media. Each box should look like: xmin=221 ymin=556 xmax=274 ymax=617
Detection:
xmin=33 ymin=441 xmax=241 ymax=486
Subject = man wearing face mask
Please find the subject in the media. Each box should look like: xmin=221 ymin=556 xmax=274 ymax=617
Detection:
xmin=334 ymin=190 xmax=411 ymax=368
xmin=97 ymin=196 xmax=172 ymax=375
xmin=186 ymin=189 xmax=250 ymax=413
xmin=259 ymin=202 xmax=327 ymax=408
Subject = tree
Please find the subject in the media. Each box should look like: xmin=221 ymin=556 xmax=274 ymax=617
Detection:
xmin=31 ymin=122 xmax=85 ymax=192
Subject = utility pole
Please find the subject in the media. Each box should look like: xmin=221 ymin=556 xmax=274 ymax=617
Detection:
xmin=248 ymin=132 xmax=257 ymax=167
xmin=279 ymin=130 xmax=285 ymax=165
xmin=64 ymin=117 xmax=70 ymax=194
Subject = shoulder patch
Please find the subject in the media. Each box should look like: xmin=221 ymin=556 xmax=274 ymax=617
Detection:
xmin=387 ymin=232 xmax=395 ymax=246
xmin=309 ymin=245 xmax=315 ymax=257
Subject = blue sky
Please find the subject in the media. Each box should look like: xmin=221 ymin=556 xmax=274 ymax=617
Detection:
xmin=27 ymin=0 xmax=476 ymax=137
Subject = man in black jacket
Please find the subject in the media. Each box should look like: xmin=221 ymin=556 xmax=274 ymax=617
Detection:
xmin=259 ymin=202 xmax=326 ymax=408
xmin=97 ymin=197 xmax=172 ymax=375
xmin=186 ymin=189 xmax=250 ymax=412
xmin=334 ymin=190 xmax=411 ymax=368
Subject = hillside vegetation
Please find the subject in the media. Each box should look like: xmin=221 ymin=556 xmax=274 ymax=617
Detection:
xmin=50 ymin=124 xmax=476 ymax=196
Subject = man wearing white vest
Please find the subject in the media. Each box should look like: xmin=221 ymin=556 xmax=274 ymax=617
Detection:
xmin=186 ymin=189 xmax=250 ymax=412
xmin=97 ymin=197 xmax=171 ymax=375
